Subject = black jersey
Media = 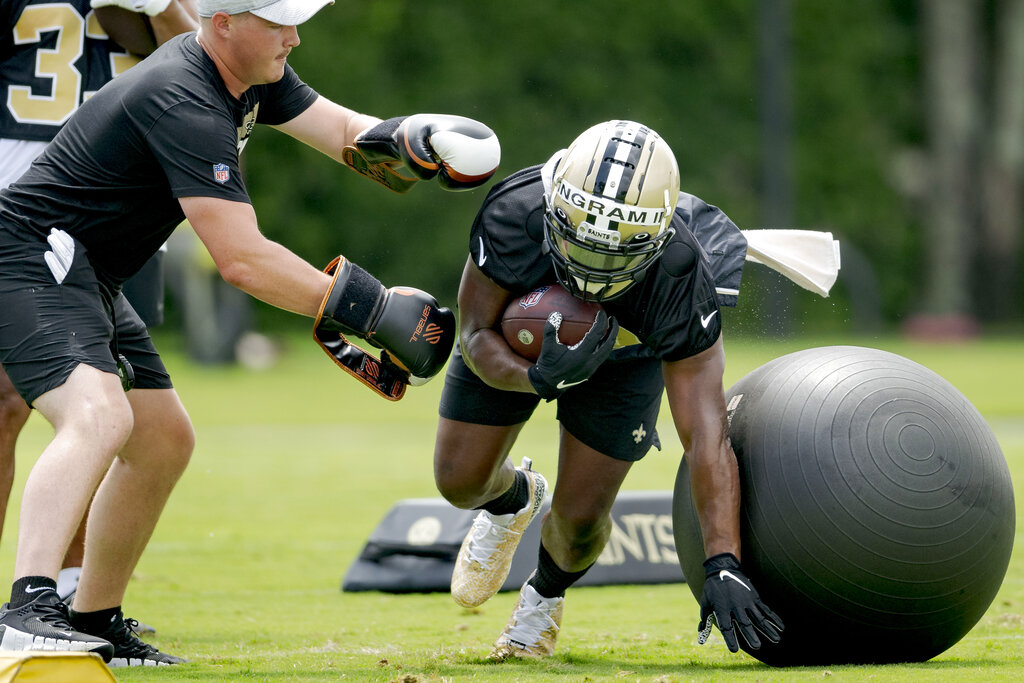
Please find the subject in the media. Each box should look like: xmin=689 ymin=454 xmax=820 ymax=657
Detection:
xmin=469 ymin=165 xmax=748 ymax=362
xmin=0 ymin=0 xmax=145 ymax=142
xmin=0 ymin=32 xmax=318 ymax=288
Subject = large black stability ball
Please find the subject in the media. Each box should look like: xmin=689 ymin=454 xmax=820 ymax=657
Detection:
xmin=673 ymin=346 xmax=1014 ymax=666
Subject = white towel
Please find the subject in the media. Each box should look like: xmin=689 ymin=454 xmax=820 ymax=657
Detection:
xmin=742 ymin=229 xmax=841 ymax=297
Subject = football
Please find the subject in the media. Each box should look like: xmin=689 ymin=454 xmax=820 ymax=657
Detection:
xmin=501 ymin=283 xmax=603 ymax=361
xmin=94 ymin=6 xmax=158 ymax=56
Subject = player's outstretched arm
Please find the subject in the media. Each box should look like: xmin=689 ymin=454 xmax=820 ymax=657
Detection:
xmin=92 ymin=0 xmax=196 ymax=55
xmin=275 ymin=100 xmax=500 ymax=193
xmin=181 ymin=196 xmax=331 ymax=316
xmin=662 ymin=338 xmax=784 ymax=651
xmin=182 ymin=196 xmax=455 ymax=399
xmin=149 ymin=0 xmax=198 ymax=45
xmin=662 ymin=338 xmax=738 ymax=557
xmin=273 ymin=97 xmax=380 ymax=164
xmin=91 ymin=0 xmax=171 ymax=17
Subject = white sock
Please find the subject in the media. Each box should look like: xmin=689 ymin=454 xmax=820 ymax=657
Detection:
xmin=56 ymin=566 xmax=82 ymax=601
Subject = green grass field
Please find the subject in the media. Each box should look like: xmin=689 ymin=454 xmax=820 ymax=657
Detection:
xmin=4 ymin=331 xmax=1023 ymax=681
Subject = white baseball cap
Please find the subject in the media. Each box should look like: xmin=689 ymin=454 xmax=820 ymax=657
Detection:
xmin=197 ymin=0 xmax=334 ymax=25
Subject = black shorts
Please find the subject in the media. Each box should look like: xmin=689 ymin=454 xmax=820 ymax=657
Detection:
xmin=0 ymin=228 xmax=171 ymax=405
xmin=439 ymin=345 xmax=664 ymax=461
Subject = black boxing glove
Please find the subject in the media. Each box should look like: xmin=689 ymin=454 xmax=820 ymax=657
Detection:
xmin=314 ymin=257 xmax=456 ymax=399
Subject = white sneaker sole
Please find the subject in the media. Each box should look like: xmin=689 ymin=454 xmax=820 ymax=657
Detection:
xmin=0 ymin=624 xmax=107 ymax=654
xmin=109 ymin=656 xmax=175 ymax=667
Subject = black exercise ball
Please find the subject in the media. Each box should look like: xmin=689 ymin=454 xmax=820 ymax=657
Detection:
xmin=673 ymin=345 xmax=1014 ymax=666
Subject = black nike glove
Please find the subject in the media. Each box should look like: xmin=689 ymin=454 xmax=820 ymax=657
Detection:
xmin=697 ymin=553 xmax=784 ymax=652
xmin=527 ymin=309 xmax=618 ymax=400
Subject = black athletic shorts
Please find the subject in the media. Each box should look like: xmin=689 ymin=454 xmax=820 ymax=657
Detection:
xmin=0 ymin=228 xmax=172 ymax=406
xmin=439 ymin=344 xmax=664 ymax=461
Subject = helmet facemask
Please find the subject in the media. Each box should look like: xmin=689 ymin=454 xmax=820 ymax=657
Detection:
xmin=542 ymin=120 xmax=680 ymax=302
xmin=543 ymin=194 xmax=675 ymax=302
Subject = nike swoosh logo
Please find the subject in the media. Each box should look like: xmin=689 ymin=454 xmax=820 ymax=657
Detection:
xmin=24 ymin=585 xmax=50 ymax=593
xmin=719 ymin=570 xmax=751 ymax=591
xmin=556 ymin=378 xmax=587 ymax=390
xmin=477 ymin=237 xmax=487 ymax=267
xmin=700 ymin=311 xmax=718 ymax=328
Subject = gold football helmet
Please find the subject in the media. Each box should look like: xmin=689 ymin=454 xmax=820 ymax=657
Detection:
xmin=544 ymin=120 xmax=680 ymax=301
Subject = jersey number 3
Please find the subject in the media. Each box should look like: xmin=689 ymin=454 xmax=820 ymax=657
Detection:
xmin=8 ymin=4 xmax=140 ymax=127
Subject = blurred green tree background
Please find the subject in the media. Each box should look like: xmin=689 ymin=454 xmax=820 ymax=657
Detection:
xmin=223 ymin=0 xmax=1021 ymax=340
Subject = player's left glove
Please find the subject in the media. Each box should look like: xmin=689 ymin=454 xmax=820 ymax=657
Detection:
xmin=527 ymin=309 xmax=617 ymax=400
xmin=343 ymin=114 xmax=500 ymax=192
xmin=314 ymin=256 xmax=456 ymax=400
xmin=90 ymin=0 xmax=171 ymax=16
xmin=697 ymin=553 xmax=784 ymax=652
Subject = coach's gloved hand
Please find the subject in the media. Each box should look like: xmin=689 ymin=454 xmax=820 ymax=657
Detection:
xmin=527 ymin=310 xmax=617 ymax=401
xmin=354 ymin=114 xmax=500 ymax=190
xmin=90 ymin=0 xmax=171 ymax=16
xmin=316 ymin=257 xmax=455 ymax=385
xmin=697 ymin=553 xmax=784 ymax=652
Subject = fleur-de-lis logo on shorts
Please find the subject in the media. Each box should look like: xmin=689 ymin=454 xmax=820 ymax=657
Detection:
xmin=632 ymin=423 xmax=646 ymax=444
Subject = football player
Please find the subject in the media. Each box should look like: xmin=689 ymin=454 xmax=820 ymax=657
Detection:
xmin=433 ymin=120 xmax=783 ymax=659
xmin=0 ymin=0 xmax=198 ymax=637
xmin=0 ymin=0 xmax=498 ymax=666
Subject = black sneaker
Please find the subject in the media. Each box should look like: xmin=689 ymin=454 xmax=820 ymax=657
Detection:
xmin=0 ymin=590 xmax=114 ymax=662
xmin=130 ymin=618 xmax=157 ymax=636
xmin=82 ymin=609 xmax=185 ymax=667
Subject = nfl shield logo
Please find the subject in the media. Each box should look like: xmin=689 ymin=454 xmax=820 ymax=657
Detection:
xmin=518 ymin=285 xmax=551 ymax=309
xmin=213 ymin=163 xmax=230 ymax=184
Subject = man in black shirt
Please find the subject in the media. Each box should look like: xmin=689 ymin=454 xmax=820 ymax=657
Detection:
xmin=0 ymin=0 xmax=499 ymax=666
xmin=434 ymin=120 xmax=782 ymax=659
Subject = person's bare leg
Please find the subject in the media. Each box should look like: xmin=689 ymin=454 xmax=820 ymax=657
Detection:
xmin=15 ymin=364 xmax=132 ymax=581
xmin=541 ymin=428 xmax=633 ymax=572
xmin=55 ymin=514 xmax=88 ymax=601
xmin=72 ymin=387 xmax=193 ymax=612
xmin=62 ymin=518 xmax=87 ymax=568
xmin=2 ymin=364 xmax=90 ymax=598
xmin=433 ymin=417 xmax=526 ymax=509
xmin=0 ymin=365 xmax=31 ymax=544
xmin=0 ymin=363 xmax=124 ymax=660
xmin=436 ymin=417 xmax=550 ymax=609
xmin=489 ymin=429 xmax=634 ymax=661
